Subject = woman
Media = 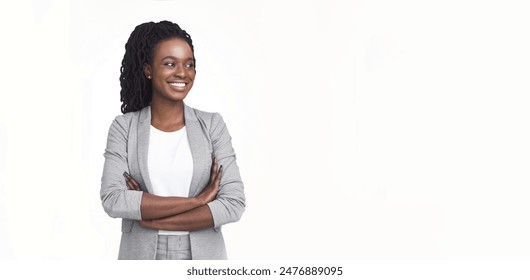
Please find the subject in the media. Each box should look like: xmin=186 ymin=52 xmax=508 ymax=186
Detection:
xmin=100 ymin=20 xmax=245 ymax=260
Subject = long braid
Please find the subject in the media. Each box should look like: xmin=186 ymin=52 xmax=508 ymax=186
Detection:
xmin=119 ymin=21 xmax=195 ymax=114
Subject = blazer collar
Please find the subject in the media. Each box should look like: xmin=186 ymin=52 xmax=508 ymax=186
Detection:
xmin=138 ymin=102 xmax=198 ymax=124
xmin=137 ymin=102 xmax=206 ymax=197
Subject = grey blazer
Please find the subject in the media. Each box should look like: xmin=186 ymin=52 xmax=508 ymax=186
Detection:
xmin=100 ymin=103 xmax=245 ymax=260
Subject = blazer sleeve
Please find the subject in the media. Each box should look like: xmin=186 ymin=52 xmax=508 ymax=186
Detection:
xmin=100 ymin=116 xmax=143 ymax=220
xmin=207 ymin=113 xmax=246 ymax=227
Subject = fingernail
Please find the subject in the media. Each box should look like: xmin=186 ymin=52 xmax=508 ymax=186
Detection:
xmin=220 ymin=165 xmax=223 ymax=170
xmin=123 ymin=171 xmax=129 ymax=177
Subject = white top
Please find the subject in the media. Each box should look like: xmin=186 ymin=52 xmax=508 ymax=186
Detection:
xmin=148 ymin=125 xmax=193 ymax=235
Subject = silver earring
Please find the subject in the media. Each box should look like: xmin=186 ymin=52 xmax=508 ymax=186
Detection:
xmin=147 ymin=76 xmax=151 ymax=79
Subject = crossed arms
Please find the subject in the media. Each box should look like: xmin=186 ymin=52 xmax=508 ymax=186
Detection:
xmin=100 ymin=113 xmax=245 ymax=232
xmin=123 ymin=159 xmax=222 ymax=231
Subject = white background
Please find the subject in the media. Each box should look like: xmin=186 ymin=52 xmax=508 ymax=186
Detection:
xmin=0 ymin=0 xmax=529 ymax=260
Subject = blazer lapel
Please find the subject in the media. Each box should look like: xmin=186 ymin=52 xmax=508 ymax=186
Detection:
xmin=137 ymin=106 xmax=154 ymax=194
xmin=184 ymin=103 xmax=210 ymax=197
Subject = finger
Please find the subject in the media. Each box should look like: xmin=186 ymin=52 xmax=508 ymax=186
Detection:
xmin=214 ymin=165 xmax=223 ymax=186
xmin=125 ymin=175 xmax=141 ymax=191
xmin=209 ymin=158 xmax=218 ymax=182
xmin=124 ymin=173 xmax=133 ymax=190
xmin=125 ymin=176 xmax=134 ymax=190
xmin=130 ymin=177 xmax=141 ymax=191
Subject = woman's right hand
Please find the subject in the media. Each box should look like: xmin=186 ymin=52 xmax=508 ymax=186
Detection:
xmin=123 ymin=171 xmax=142 ymax=192
xmin=124 ymin=172 xmax=143 ymax=191
xmin=196 ymin=158 xmax=223 ymax=205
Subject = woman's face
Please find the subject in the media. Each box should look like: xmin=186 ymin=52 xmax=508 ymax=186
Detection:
xmin=144 ymin=38 xmax=196 ymax=103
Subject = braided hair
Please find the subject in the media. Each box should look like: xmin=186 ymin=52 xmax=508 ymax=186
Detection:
xmin=119 ymin=20 xmax=195 ymax=113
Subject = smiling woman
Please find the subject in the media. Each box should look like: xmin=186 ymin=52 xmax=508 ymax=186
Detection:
xmin=100 ymin=20 xmax=245 ymax=260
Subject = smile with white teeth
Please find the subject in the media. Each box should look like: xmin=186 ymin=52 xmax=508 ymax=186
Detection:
xmin=169 ymin=82 xmax=186 ymax=88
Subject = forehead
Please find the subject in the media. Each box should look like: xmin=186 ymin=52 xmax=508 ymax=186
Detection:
xmin=152 ymin=38 xmax=193 ymax=59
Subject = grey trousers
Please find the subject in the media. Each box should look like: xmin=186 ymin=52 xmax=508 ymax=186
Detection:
xmin=155 ymin=235 xmax=192 ymax=260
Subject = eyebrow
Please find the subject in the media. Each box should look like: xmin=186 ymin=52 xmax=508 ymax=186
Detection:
xmin=161 ymin=56 xmax=194 ymax=61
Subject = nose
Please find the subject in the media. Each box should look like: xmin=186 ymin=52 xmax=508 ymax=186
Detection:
xmin=173 ymin=63 xmax=186 ymax=79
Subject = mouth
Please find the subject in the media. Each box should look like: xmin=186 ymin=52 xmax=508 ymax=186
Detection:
xmin=168 ymin=82 xmax=187 ymax=88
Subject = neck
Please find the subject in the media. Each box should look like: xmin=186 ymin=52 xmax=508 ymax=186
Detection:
xmin=150 ymin=98 xmax=185 ymax=132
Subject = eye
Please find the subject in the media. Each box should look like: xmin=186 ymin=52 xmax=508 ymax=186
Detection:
xmin=186 ymin=62 xmax=195 ymax=68
xmin=164 ymin=62 xmax=175 ymax=67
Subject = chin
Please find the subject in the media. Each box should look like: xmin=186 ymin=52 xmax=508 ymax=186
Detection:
xmin=152 ymin=86 xmax=191 ymax=102
xmin=167 ymin=91 xmax=189 ymax=101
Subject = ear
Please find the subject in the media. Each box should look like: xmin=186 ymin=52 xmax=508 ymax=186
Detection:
xmin=143 ymin=63 xmax=152 ymax=79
